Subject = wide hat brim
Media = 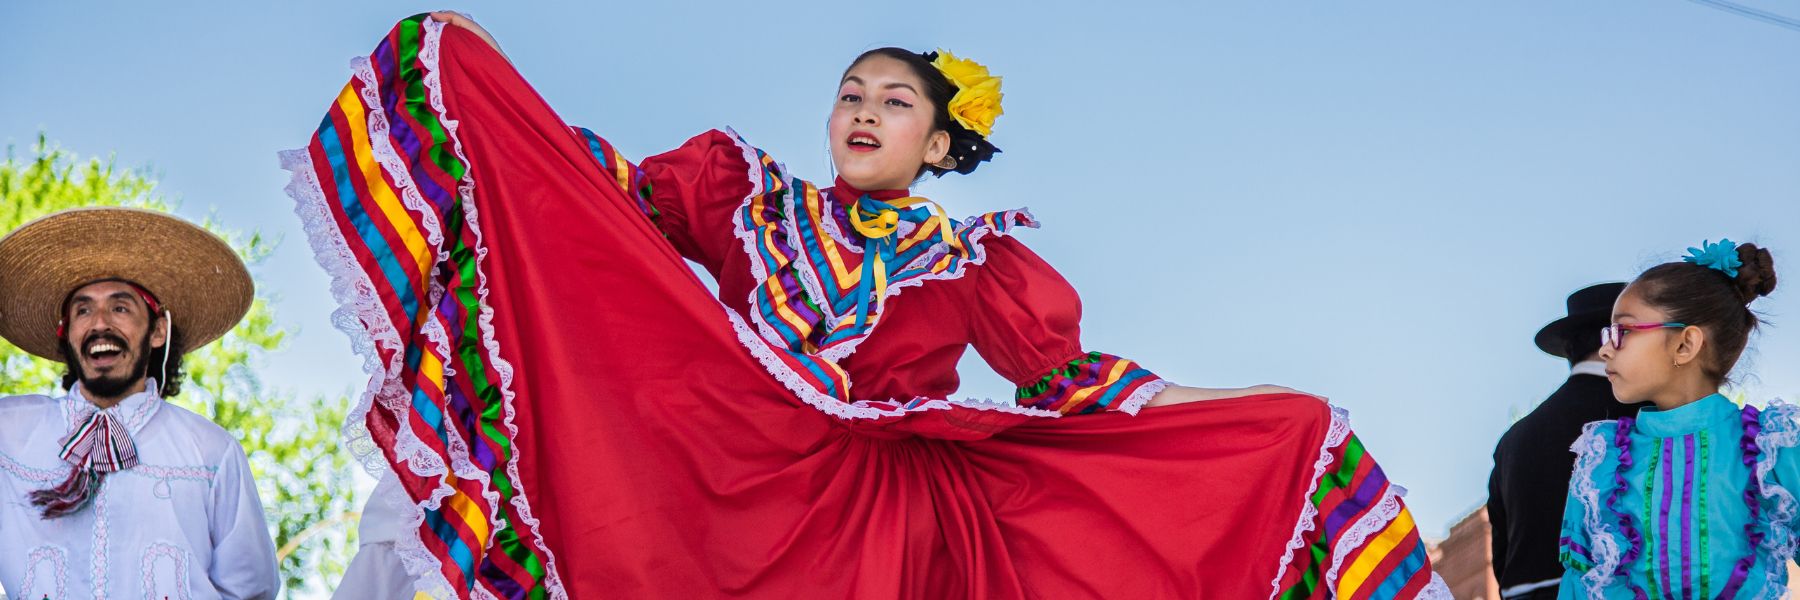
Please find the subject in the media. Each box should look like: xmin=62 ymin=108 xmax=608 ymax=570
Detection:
xmin=1535 ymin=314 xmax=1607 ymax=358
xmin=1535 ymin=282 xmax=1629 ymax=359
xmin=0 ymin=207 xmax=253 ymax=361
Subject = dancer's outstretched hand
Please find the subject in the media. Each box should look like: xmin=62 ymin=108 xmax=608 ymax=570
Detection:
xmin=1236 ymin=384 xmax=1326 ymax=402
xmin=430 ymin=11 xmax=507 ymax=59
xmin=1144 ymin=384 xmax=1327 ymax=408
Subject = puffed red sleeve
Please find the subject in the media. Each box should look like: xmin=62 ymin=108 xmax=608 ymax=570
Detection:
xmin=966 ymin=236 xmax=1166 ymax=415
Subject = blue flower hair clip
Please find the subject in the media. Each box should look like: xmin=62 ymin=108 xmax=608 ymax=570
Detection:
xmin=1684 ymin=238 xmax=1743 ymax=278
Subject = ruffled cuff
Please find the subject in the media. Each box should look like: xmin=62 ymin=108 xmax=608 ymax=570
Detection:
xmin=1014 ymin=351 xmax=1164 ymax=415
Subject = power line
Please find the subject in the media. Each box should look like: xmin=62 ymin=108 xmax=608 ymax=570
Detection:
xmin=1686 ymin=0 xmax=1800 ymax=32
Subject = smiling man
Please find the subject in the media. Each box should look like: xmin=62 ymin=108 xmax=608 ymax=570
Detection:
xmin=0 ymin=208 xmax=278 ymax=599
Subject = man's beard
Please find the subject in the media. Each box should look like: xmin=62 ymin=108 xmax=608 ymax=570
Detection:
xmin=67 ymin=333 xmax=154 ymax=399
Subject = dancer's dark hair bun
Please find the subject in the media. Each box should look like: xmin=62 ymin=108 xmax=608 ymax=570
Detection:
xmin=1734 ymin=243 xmax=1778 ymax=304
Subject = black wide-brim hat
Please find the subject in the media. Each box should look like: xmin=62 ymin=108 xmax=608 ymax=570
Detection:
xmin=1535 ymin=282 xmax=1628 ymax=358
xmin=0 ymin=207 xmax=253 ymax=361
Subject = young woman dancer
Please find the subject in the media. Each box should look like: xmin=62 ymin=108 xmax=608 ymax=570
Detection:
xmin=286 ymin=13 xmax=1447 ymax=599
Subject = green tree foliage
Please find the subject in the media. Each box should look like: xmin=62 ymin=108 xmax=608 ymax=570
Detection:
xmin=0 ymin=134 xmax=358 ymax=595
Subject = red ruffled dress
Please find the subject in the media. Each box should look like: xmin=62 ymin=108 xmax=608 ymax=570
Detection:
xmin=281 ymin=15 xmax=1448 ymax=600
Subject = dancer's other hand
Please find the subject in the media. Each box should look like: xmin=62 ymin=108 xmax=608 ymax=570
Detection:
xmin=430 ymin=11 xmax=507 ymax=60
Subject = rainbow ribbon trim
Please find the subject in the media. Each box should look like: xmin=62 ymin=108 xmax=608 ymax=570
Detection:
xmin=1272 ymin=432 xmax=1438 ymax=600
xmin=287 ymin=14 xmax=556 ymax=598
xmin=726 ymin=131 xmax=1036 ymax=362
xmin=1015 ymin=351 xmax=1159 ymax=415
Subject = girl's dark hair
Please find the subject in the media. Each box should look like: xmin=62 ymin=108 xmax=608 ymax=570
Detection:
xmin=844 ymin=48 xmax=1000 ymax=177
xmin=1632 ymin=243 xmax=1778 ymax=384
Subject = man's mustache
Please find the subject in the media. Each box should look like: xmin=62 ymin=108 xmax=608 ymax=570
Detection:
xmin=80 ymin=332 xmax=130 ymax=354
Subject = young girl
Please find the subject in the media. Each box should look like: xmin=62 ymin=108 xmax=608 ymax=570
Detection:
xmin=1560 ymin=239 xmax=1783 ymax=598
xmin=286 ymin=13 xmax=1448 ymax=599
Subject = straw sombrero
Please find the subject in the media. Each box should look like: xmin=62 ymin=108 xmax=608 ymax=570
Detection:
xmin=0 ymin=207 xmax=253 ymax=361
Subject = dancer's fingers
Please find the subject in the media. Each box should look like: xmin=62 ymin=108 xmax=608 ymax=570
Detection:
xmin=429 ymin=11 xmax=505 ymax=56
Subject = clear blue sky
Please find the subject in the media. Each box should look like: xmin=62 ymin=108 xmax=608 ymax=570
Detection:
xmin=3 ymin=1 xmax=1796 ymax=539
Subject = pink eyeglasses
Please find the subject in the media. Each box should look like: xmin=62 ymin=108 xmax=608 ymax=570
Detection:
xmin=1600 ymin=322 xmax=1688 ymax=350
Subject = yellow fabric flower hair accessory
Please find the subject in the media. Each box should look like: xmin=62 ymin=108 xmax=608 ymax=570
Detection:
xmin=931 ymin=50 xmax=1003 ymax=138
